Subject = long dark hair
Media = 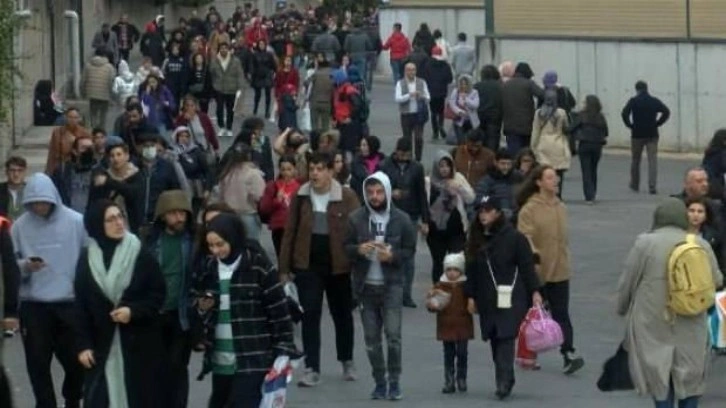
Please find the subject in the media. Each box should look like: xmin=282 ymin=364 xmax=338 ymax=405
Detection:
xmin=581 ymin=94 xmax=606 ymax=126
xmin=465 ymin=207 xmax=505 ymax=259
xmin=706 ymin=129 xmax=726 ymax=154
xmin=333 ymin=150 xmax=350 ymax=184
xmin=516 ymin=164 xmax=554 ymax=209
xmin=685 ymin=196 xmax=713 ymax=231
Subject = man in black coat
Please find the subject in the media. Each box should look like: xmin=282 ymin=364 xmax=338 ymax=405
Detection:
xmin=111 ymin=14 xmax=140 ymax=63
xmin=621 ymin=80 xmax=670 ymax=195
xmin=423 ymin=49 xmax=453 ymax=141
xmin=380 ymin=138 xmax=429 ymax=308
xmin=0 ymin=156 xmax=27 ymax=221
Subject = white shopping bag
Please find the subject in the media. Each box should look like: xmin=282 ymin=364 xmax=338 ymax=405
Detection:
xmin=233 ymin=90 xmax=244 ymax=116
xmin=297 ymin=104 xmax=311 ymax=132
xmin=260 ymin=356 xmax=297 ymax=408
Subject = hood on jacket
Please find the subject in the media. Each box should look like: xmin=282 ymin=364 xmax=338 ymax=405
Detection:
xmin=363 ymin=171 xmax=392 ymax=216
xmin=154 ymin=189 xmax=192 ymax=222
xmin=90 ymin=56 xmax=110 ymax=67
xmin=118 ymin=60 xmax=134 ymax=80
xmin=331 ymin=69 xmax=348 ymax=87
xmin=431 ymin=150 xmax=455 ymax=183
xmin=347 ymin=65 xmax=362 ymax=84
xmin=652 ymin=198 xmax=688 ymax=231
xmin=23 ymin=173 xmax=62 ymax=210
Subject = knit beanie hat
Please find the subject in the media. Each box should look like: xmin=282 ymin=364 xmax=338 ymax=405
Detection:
xmin=443 ymin=252 xmax=466 ymax=274
xmin=542 ymin=70 xmax=558 ymax=87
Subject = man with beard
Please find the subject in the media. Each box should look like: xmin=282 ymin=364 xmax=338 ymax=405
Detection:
xmin=380 ymin=138 xmax=429 ymax=308
xmin=45 ymin=108 xmax=91 ymax=175
xmin=451 ymin=128 xmax=496 ymax=187
xmin=91 ymin=23 xmax=119 ymax=66
xmin=146 ymin=190 xmax=196 ymax=407
xmin=113 ymin=103 xmax=157 ymax=155
xmin=345 ymin=171 xmax=416 ymax=400
xmin=50 ymin=137 xmax=97 ymax=214
xmin=112 ymin=14 xmax=140 ymax=63
xmin=474 ymin=149 xmax=523 ymax=222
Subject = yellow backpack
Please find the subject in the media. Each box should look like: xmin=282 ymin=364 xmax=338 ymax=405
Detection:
xmin=667 ymin=234 xmax=716 ymax=317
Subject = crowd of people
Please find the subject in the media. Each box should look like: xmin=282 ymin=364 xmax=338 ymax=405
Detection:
xmin=0 ymin=2 xmax=724 ymax=408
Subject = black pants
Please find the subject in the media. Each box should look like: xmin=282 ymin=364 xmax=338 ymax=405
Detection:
xmin=479 ymin=119 xmax=502 ymax=151
xmin=215 ymin=92 xmax=236 ymax=131
xmin=400 ymin=113 xmax=424 ymax=161
xmin=579 ymin=143 xmax=602 ymax=201
xmin=271 ymin=229 xmax=284 ymax=258
xmin=119 ymin=48 xmax=130 ymax=63
xmin=20 ymin=301 xmax=83 ymax=408
xmin=490 ymin=337 xmax=515 ymax=389
xmin=426 ymin=227 xmax=465 ymax=283
xmin=541 ymin=280 xmax=575 ymax=354
xmin=253 ymin=86 xmax=272 ymax=117
xmin=429 ymin=97 xmax=446 ymax=138
xmin=160 ymin=311 xmax=192 ymax=408
xmin=295 ymin=269 xmax=354 ymax=372
xmin=556 ymin=169 xmax=566 ymax=200
xmin=208 ymin=373 xmax=265 ymax=408
xmin=0 ymin=367 xmax=13 ymax=408
xmin=443 ymin=340 xmax=468 ymax=380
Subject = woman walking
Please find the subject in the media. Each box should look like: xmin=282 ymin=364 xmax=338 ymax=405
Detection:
xmin=465 ymin=196 xmax=541 ymax=399
xmin=250 ymin=40 xmax=277 ymax=119
xmin=187 ymin=53 xmax=213 ymax=113
xmin=426 ymin=150 xmax=475 ymax=284
xmin=75 ymin=200 xmax=166 ymax=407
xmin=569 ymin=95 xmax=608 ymax=203
xmin=531 ymin=90 xmax=571 ymax=198
xmin=448 ymin=75 xmax=480 ymax=145
xmin=350 ymin=136 xmax=386 ymax=202
xmin=196 ymin=213 xmax=296 ymax=407
xmin=258 ymin=155 xmax=301 ymax=257
xmin=139 ymin=73 xmax=176 ymax=138
xmin=217 ymin=145 xmax=266 ymax=241
xmin=516 ymin=165 xmax=584 ymax=374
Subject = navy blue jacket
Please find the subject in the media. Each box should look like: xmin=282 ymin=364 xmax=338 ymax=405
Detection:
xmin=140 ymin=159 xmax=181 ymax=224
xmin=621 ymin=92 xmax=670 ymax=139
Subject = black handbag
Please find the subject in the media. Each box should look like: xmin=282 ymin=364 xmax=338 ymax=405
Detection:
xmin=597 ymin=343 xmax=635 ymax=392
xmin=417 ymin=98 xmax=429 ymax=125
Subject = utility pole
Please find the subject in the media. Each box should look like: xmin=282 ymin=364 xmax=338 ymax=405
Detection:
xmin=485 ymin=0 xmax=493 ymax=35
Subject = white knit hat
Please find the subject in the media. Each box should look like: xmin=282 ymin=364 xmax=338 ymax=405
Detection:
xmin=443 ymin=252 xmax=466 ymax=274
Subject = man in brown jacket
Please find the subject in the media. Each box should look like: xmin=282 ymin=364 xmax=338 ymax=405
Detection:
xmin=452 ymin=128 xmax=496 ymax=187
xmin=279 ymin=151 xmax=360 ymax=387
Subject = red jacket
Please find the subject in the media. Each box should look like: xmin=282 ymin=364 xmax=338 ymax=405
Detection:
xmin=333 ymin=83 xmax=358 ymax=123
xmin=245 ymin=24 xmax=269 ymax=49
xmin=383 ymin=32 xmax=411 ymax=60
xmin=258 ymin=178 xmax=301 ymax=230
xmin=173 ymin=112 xmax=220 ymax=151
xmin=274 ymin=69 xmax=300 ymax=98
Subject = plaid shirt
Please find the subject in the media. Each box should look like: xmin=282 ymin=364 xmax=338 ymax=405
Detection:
xmin=196 ymin=240 xmax=295 ymax=377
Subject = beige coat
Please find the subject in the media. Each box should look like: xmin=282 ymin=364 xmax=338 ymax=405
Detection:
xmin=81 ymin=56 xmax=116 ymax=101
xmin=517 ymin=193 xmax=570 ymax=283
xmin=220 ymin=162 xmax=266 ymax=215
xmin=531 ymin=108 xmax=571 ymax=170
xmin=617 ymin=200 xmax=723 ymax=401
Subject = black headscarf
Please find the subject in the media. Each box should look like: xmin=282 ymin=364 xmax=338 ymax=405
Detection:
xmin=84 ymin=199 xmax=124 ymax=267
xmin=205 ymin=213 xmax=246 ymax=265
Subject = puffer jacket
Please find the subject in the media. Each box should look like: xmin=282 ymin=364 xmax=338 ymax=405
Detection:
xmin=112 ymin=60 xmax=138 ymax=105
xmin=209 ymin=54 xmax=245 ymax=94
xmin=81 ymin=56 xmax=116 ymax=101
xmin=474 ymin=168 xmax=523 ymax=222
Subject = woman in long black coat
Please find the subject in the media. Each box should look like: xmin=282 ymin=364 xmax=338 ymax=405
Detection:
xmin=464 ymin=196 xmax=541 ymax=400
xmin=74 ymin=199 xmax=166 ymax=407
xmin=249 ymin=39 xmax=277 ymax=118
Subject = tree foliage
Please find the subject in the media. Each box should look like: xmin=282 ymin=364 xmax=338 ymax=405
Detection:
xmin=0 ymin=0 xmax=21 ymax=122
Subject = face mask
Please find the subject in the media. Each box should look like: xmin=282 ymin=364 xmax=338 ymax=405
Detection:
xmin=142 ymin=146 xmax=157 ymax=160
xmin=79 ymin=150 xmax=95 ymax=166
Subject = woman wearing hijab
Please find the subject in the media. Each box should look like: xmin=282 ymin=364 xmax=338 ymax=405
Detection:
xmin=75 ymin=199 xmax=166 ymax=407
xmin=426 ymin=150 xmax=475 ymax=284
xmin=531 ymin=89 xmax=571 ymax=198
xmin=195 ymin=213 xmax=295 ymax=407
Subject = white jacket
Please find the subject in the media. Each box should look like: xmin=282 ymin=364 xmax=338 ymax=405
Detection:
xmin=112 ymin=60 xmax=138 ymax=105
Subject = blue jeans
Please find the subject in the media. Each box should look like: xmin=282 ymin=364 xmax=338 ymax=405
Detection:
xmin=352 ymin=57 xmax=368 ymax=89
xmin=654 ymin=382 xmax=699 ymax=408
xmin=578 ymin=143 xmax=602 ymax=201
xmin=504 ymin=131 xmax=529 ymax=157
xmin=390 ymin=59 xmax=404 ymax=84
xmin=366 ymin=54 xmax=377 ymax=90
xmin=360 ymin=284 xmax=403 ymax=384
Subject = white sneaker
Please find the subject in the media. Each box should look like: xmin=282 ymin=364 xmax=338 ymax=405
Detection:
xmin=342 ymin=360 xmax=358 ymax=381
xmin=226 ymin=129 xmax=234 ymax=137
xmin=217 ymin=129 xmax=225 ymax=138
xmin=297 ymin=368 xmax=320 ymax=387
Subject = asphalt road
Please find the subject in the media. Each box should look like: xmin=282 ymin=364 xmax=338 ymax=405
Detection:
xmin=5 ymin=77 xmax=726 ymax=408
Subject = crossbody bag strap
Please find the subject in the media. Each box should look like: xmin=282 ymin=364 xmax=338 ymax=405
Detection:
xmin=485 ymin=254 xmax=517 ymax=287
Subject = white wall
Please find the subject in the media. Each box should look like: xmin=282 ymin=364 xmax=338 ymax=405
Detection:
xmin=476 ymin=37 xmax=726 ymax=152
xmin=377 ymin=7 xmax=485 ymax=77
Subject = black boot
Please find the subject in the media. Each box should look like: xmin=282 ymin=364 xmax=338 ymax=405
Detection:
xmin=456 ymin=378 xmax=467 ymax=393
xmin=440 ymin=129 xmax=448 ymax=143
xmin=442 ymin=371 xmax=455 ymax=394
xmin=456 ymin=354 xmax=468 ymax=392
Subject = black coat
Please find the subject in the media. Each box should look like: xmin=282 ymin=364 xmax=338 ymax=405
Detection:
xmin=465 ymin=221 xmax=540 ymax=340
xmin=474 ymin=79 xmax=503 ymax=124
xmin=380 ymin=156 xmax=430 ymax=223
xmin=349 ymin=152 xmax=385 ymax=202
xmin=474 ymin=169 xmax=523 ymax=222
xmin=88 ymin=170 xmax=144 ymax=233
xmin=74 ymin=247 xmax=166 ymax=407
xmin=187 ymin=66 xmax=213 ymax=101
xmin=423 ymin=59 xmax=453 ymax=99
xmin=250 ymin=50 xmax=277 ymax=89
xmin=140 ymin=30 xmax=166 ymax=67
xmin=621 ymin=91 xmax=670 ymax=140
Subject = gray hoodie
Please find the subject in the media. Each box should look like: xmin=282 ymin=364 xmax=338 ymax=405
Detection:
xmin=11 ymin=173 xmax=87 ymax=302
xmin=362 ymin=171 xmax=392 ymax=285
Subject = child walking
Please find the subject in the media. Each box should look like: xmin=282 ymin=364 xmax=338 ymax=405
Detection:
xmin=427 ymin=252 xmax=474 ymax=393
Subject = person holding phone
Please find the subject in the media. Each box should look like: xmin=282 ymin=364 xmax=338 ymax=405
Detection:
xmin=10 ymin=173 xmax=87 ymax=408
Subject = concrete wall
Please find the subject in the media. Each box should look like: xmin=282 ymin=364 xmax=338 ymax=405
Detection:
xmin=476 ymin=37 xmax=726 ymax=152
xmin=377 ymin=7 xmax=485 ymax=77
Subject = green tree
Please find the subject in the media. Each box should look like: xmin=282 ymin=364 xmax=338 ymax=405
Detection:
xmin=0 ymin=0 xmax=22 ymax=122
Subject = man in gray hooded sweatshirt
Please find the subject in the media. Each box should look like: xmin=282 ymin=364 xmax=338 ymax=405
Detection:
xmin=345 ymin=171 xmax=417 ymax=401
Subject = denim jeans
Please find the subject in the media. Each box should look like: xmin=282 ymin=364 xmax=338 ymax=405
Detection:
xmin=578 ymin=143 xmax=603 ymax=201
xmin=352 ymin=57 xmax=368 ymax=89
xmin=360 ymin=284 xmax=403 ymax=384
xmin=504 ymin=131 xmax=530 ymax=156
xmin=366 ymin=54 xmax=377 ymax=90
xmin=654 ymin=381 xmax=699 ymax=408
xmin=390 ymin=59 xmax=404 ymax=84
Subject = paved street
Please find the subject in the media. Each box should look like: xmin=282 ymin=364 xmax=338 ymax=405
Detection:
xmin=5 ymin=79 xmax=726 ymax=407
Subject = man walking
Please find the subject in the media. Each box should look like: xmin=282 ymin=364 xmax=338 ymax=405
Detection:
xmin=279 ymin=152 xmax=360 ymax=387
xmin=11 ymin=173 xmax=87 ymax=408
xmin=344 ymin=22 xmax=374 ymax=89
xmin=622 ymin=80 xmax=670 ymax=195
xmin=380 ymin=138 xmax=429 ymax=308
xmin=345 ymin=171 xmax=416 ymax=400
xmin=209 ymin=42 xmax=245 ymax=137
xmin=112 ymin=14 xmax=140 ymax=63
xmin=147 ymin=190 xmax=196 ymax=407
xmin=91 ymin=23 xmax=120 ymax=66
xmin=450 ymin=33 xmax=475 ymax=79
xmin=395 ymin=62 xmax=430 ymax=162
xmin=0 ymin=156 xmax=27 ymax=221
xmin=81 ymin=48 xmax=116 ymax=129
xmin=382 ymin=23 xmax=411 ymax=84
